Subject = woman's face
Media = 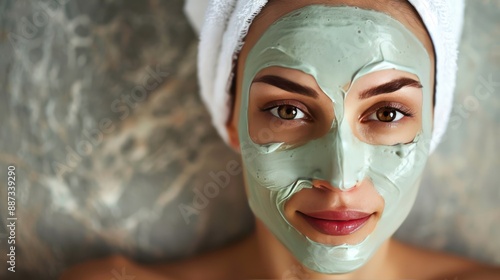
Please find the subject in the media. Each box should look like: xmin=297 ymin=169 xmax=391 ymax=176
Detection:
xmin=227 ymin=0 xmax=436 ymax=274
xmin=248 ymin=67 xmax=424 ymax=245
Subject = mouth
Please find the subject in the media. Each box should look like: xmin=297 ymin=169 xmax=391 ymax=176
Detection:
xmin=298 ymin=210 xmax=373 ymax=236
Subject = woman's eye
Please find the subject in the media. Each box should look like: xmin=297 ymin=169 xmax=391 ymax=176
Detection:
xmin=269 ymin=105 xmax=306 ymax=120
xmin=367 ymin=107 xmax=405 ymax=122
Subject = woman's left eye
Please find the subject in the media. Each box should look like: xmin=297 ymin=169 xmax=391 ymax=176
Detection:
xmin=367 ymin=107 xmax=405 ymax=122
xmin=269 ymin=105 xmax=306 ymax=120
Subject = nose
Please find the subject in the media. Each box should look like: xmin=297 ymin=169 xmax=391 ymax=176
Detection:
xmin=312 ymin=179 xmax=357 ymax=192
xmin=327 ymin=147 xmax=359 ymax=191
xmin=316 ymin=119 xmax=363 ymax=191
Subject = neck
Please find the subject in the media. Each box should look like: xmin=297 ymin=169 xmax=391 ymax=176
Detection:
xmin=253 ymin=219 xmax=396 ymax=279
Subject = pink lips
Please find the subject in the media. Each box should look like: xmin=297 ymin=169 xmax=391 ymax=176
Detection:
xmin=299 ymin=211 xmax=372 ymax=236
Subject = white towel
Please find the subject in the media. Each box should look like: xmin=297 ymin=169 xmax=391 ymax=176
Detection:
xmin=186 ymin=0 xmax=465 ymax=153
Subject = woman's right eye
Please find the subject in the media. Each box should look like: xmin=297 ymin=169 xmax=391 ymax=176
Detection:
xmin=268 ymin=105 xmax=306 ymax=120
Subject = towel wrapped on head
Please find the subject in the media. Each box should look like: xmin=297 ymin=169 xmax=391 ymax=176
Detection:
xmin=186 ymin=0 xmax=465 ymax=153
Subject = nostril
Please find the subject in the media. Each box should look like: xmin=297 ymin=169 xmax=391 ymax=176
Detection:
xmin=311 ymin=180 xmax=331 ymax=191
xmin=312 ymin=179 xmax=357 ymax=192
xmin=313 ymin=183 xmax=329 ymax=191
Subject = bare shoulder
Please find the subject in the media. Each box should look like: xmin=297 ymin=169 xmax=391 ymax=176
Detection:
xmin=144 ymin=233 xmax=259 ymax=280
xmin=59 ymin=255 xmax=169 ymax=280
xmin=390 ymin=238 xmax=500 ymax=280
xmin=59 ymin=234 xmax=258 ymax=280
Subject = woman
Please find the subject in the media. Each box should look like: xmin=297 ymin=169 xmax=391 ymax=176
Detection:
xmin=61 ymin=0 xmax=500 ymax=279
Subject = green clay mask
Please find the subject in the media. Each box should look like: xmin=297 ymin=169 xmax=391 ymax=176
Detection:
xmin=238 ymin=5 xmax=433 ymax=274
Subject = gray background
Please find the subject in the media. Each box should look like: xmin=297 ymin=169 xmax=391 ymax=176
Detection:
xmin=0 ymin=0 xmax=498 ymax=279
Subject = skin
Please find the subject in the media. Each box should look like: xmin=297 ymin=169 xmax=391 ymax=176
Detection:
xmin=249 ymin=66 xmax=423 ymax=246
xmin=60 ymin=0 xmax=500 ymax=279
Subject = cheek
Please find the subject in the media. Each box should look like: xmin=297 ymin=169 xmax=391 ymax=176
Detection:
xmin=354 ymin=119 xmax=422 ymax=145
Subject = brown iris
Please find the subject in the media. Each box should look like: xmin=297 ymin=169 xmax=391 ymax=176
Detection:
xmin=277 ymin=105 xmax=298 ymax=120
xmin=376 ymin=107 xmax=398 ymax=122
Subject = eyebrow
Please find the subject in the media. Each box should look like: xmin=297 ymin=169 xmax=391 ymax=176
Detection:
xmin=252 ymin=75 xmax=319 ymax=98
xmin=358 ymin=77 xmax=422 ymax=99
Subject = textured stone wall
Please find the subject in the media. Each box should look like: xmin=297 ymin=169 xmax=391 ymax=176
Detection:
xmin=0 ymin=1 xmax=253 ymax=279
xmin=0 ymin=0 xmax=498 ymax=279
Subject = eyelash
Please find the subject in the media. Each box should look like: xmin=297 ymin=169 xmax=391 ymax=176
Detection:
xmin=260 ymin=100 xmax=313 ymax=121
xmin=360 ymin=102 xmax=415 ymax=123
xmin=259 ymin=101 xmax=414 ymax=124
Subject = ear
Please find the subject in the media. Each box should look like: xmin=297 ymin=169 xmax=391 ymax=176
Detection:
xmin=226 ymin=119 xmax=241 ymax=153
xmin=226 ymin=75 xmax=242 ymax=153
xmin=226 ymin=60 xmax=243 ymax=153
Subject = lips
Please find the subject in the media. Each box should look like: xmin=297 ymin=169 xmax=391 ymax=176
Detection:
xmin=299 ymin=211 xmax=372 ymax=236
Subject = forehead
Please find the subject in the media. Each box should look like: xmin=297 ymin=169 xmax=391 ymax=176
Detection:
xmin=242 ymin=4 xmax=432 ymax=119
xmin=238 ymin=0 xmax=435 ymax=70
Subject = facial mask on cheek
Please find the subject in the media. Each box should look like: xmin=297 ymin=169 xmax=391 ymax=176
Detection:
xmin=238 ymin=5 xmax=433 ymax=274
